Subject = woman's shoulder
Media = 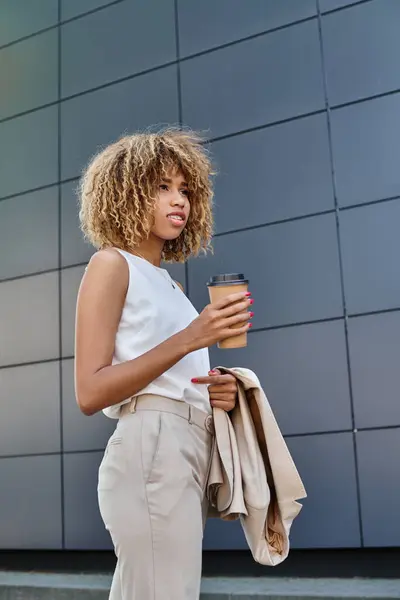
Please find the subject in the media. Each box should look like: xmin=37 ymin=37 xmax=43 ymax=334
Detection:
xmin=88 ymin=247 xmax=128 ymax=269
xmin=84 ymin=248 xmax=129 ymax=284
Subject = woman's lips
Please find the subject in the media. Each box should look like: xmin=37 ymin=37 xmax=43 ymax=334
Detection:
xmin=167 ymin=214 xmax=186 ymax=226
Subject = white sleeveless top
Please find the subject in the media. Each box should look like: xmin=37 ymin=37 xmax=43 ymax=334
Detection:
xmin=102 ymin=249 xmax=211 ymax=418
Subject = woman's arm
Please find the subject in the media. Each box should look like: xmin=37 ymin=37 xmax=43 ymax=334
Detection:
xmin=75 ymin=249 xmax=251 ymax=416
xmin=75 ymin=249 xmax=191 ymax=415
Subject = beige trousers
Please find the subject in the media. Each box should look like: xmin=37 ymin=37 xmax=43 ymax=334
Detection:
xmin=97 ymin=395 xmax=214 ymax=600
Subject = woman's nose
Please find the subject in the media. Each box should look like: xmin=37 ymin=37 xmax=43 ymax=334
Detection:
xmin=171 ymin=191 xmax=185 ymax=206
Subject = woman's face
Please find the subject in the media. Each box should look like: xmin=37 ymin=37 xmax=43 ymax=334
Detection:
xmin=151 ymin=169 xmax=191 ymax=241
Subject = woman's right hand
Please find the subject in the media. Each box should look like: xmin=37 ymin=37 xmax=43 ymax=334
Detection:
xmin=182 ymin=291 xmax=253 ymax=352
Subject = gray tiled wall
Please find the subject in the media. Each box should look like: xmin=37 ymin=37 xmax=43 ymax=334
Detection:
xmin=0 ymin=0 xmax=399 ymax=552
xmin=60 ymin=66 xmax=179 ymax=180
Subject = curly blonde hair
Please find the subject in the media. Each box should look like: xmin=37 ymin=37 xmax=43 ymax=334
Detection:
xmin=79 ymin=127 xmax=214 ymax=262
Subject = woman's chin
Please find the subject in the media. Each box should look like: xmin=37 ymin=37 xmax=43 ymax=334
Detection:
xmin=165 ymin=233 xmax=183 ymax=241
xmin=155 ymin=228 xmax=185 ymax=242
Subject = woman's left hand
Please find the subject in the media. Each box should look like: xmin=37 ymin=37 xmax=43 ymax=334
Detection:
xmin=191 ymin=369 xmax=238 ymax=411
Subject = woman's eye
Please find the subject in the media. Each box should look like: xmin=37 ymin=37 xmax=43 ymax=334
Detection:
xmin=160 ymin=184 xmax=168 ymax=191
xmin=181 ymin=189 xmax=189 ymax=197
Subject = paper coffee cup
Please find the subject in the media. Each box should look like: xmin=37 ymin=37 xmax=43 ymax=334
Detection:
xmin=207 ymin=273 xmax=249 ymax=349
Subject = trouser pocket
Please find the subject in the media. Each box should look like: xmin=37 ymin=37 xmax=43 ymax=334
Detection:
xmin=98 ymin=434 xmax=125 ymax=492
xmin=140 ymin=411 xmax=162 ymax=484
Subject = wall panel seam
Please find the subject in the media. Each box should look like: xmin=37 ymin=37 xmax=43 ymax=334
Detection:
xmin=0 ymin=61 xmax=177 ymax=125
xmin=0 ymin=358 xmax=66 ymax=371
xmin=11 ymin=0 xmax=375 ymax=56
xmin=2 ymin=83 xmax=399 ymax=129
xmin=178 ymin=15 xmax=317 ymax=62
xmin=0 ymin=0 xmax=126 ymax=52
xmin=57 ymin=0 xmax=66 ymax=549
xmin=321 ymin=0 xmax=375 ymax=17
xmin=1 ymin=421 xmax=400 ymax=460
xmin=174 ymin=0 xmax=189 ymax=296
xmin=317 ymin=0 xmax=364 ymax=546
xmin=2 ymin=185 xmax=399 ymax=216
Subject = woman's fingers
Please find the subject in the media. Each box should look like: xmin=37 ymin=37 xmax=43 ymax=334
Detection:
xmin=212 ymin=290 xmax=251 ymax=310
xmin=191 ymin=375 xmax=231 ymax=385
xmin=219 ymin=298 xmax=253 ymax=319
xmin=208 ymin=383 xmax=237 ymax=394
xmin=208 ymin=392 xmax=236 ymax=400
xmin=222 ymin=322 xmax=252 ymax=339
xmin=191 ymin=372 xmax=237 ymax=387
xmin=211 ymin=399 xmax=236 ymax=411
xmin=224 ymin=311 xmax=252 ymax=328
xmin=192 ymin=371 xmax=237 ymax=413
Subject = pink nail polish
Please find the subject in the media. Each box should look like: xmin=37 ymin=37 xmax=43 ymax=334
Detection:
xmin=249 ymin=311 xmax=254 ymax=318
xmin=191 ymin=378 xmax=199 ymax=383
xmin=245 ymin=292 xmax=252 ymax=297
xmin=249 ymin=299 xmax=254 ymax=305
xmin=248 ymin=323 xmax=253 ymax=328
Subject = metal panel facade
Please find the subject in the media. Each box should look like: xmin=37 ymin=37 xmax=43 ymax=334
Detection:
xmin=0 ymin=0 xmax=398 ymax=550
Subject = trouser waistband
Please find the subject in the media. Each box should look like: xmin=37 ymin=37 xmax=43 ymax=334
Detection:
xmin=120 ymin=394 xmax=214 ymax=435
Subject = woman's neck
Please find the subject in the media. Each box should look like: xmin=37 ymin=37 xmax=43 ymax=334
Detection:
xmin=127 ymin=239 xmax=164 ymax=267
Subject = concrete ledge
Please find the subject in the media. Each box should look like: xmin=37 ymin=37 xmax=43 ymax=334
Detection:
xmin=1 ymin=572 xmax=400 ymax=599
xmin=201 ymin=577 xmax=400 ymax=599
xmin=0 ymin=571 xmax=111 ymax=600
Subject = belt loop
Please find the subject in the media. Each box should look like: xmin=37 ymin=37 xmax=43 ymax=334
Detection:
xmin=188 ymin=405 xmax=193 ymax=425
xmin=129 ymin=396 xmax=137 ymax=414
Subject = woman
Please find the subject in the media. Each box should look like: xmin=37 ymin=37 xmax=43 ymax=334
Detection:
xmin=75 ymin=128 xmax=253 ymax=599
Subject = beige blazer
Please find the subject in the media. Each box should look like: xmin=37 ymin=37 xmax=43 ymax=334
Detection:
xmin=206 ymin=367 xmax=307 ymax=566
